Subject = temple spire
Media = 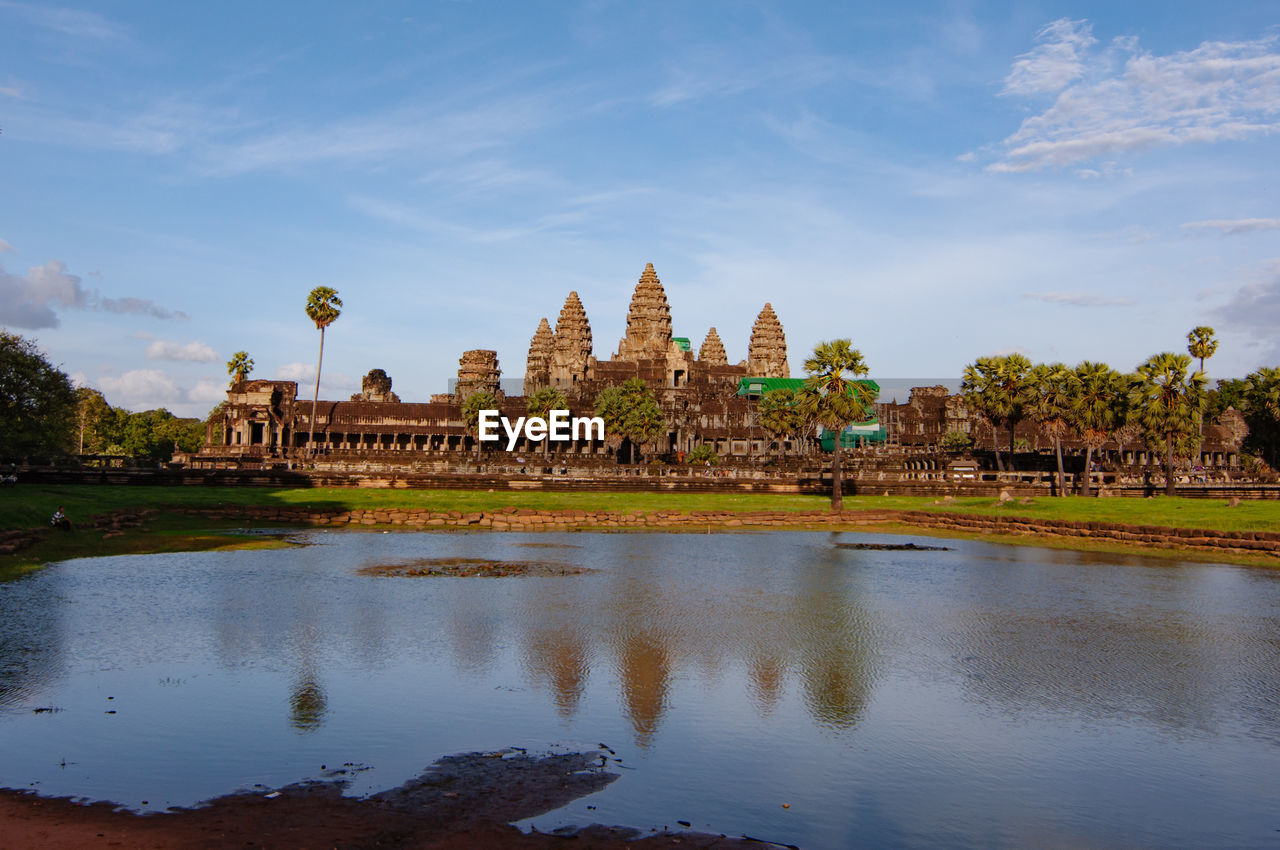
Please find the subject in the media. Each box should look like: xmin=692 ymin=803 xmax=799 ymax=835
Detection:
xmin=746 ymin=303 xmax=789 ymax=378
xmin=523 ymin=317 xmax=554 ymax=395
xmin=550 ymin=291 xmax=592 ymax=390
xmin=698 ymin=327 xmax=728 ymax=365
xmin=615 ymin=263 xmax=673 ymax=360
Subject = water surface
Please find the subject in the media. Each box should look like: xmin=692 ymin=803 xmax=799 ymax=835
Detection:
xmin=1 ymin=531 xmax=1277 ymax=848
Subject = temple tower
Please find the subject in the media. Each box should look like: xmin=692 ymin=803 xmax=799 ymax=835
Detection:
xmin=550 ymin=291 xmax=593 ymax=391
xmin=746 ymin=303 xmax=789 ymax=378
xmin=351 ymin=368 xmax=400 ymax=403
xmin=455 ymin=349 xmax=501 ymax=402
xmin=698 ymin=327 xmax=728 ymax=366
xmin=523 ymin=317 xmax=554 ymax=395
xmin=615 ymin=263 xmax=673 ymax=361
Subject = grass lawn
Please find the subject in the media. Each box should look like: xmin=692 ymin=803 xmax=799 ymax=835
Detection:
xmin=2 ymin=485 xmax=1277 ymax=575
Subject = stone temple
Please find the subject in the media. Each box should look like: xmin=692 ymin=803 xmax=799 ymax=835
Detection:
xmin=195 ymin=263 xmax=800 ymax=466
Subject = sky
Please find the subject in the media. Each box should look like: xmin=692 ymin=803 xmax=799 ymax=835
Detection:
xmin=1 ymin=1 xmax=1278 ymax=417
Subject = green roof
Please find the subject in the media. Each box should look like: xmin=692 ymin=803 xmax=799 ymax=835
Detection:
xmin=736 ymin=376 xmax=880 ymax=399
xmin=672 ymin=337 xmax=691 ymax=352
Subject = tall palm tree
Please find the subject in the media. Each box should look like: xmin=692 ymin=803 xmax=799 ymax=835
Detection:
xmin=526 ymin=386 xmax=568 ymax=459
xmin=796 ymin=340 xmax=873 ymax=511
xmin=304 ymin=287 xmax=342 ymax=457
xmin=226 ymin=351 xmax=254 ymax=388
xmin=759 ymin=388 xmax=803 ymax=459
xmin=1131 ymin=352 xmax=1206 ymax=497
xmin=1025 ymin=363 xmax=1076 ymax=496
xmin=1071 ymin=361 xmax=1127 ymax=497
xmin=1244 ymin=366 xmax=1280 ymax=468
xmin=1187 ymin=326 xmax=1217 ymax=436
xmin=961 ymin=353 xmax=1033 ymax=472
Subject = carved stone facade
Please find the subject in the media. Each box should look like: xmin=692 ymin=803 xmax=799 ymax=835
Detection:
xmin=615 ymin=263 xmax=673 ymax=361
xmin=454 ymin=350 xmax=502 ymax=402
xmin=351 ymin=369 xmax=400 ymax=404
xmin=746 ymin=303 xmax=789 ymax=378
xmin=549 ymin=291 xmax=594 ymax=392
xmin=523 ymin=318 xmax=554 ymax=395
xmin=698 ymin=328 xmax=728 ymax=366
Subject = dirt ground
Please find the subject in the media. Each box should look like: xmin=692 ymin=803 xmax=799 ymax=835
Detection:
xmin=0 ymin=751 xmax=789 ymax=849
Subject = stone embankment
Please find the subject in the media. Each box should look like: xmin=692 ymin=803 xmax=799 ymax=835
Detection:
xmin=169 ymin=505 xmax=1280 ymax=559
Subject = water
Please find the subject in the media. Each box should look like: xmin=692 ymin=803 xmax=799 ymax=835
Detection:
xmin=1 ymin=531 xmax=1278 ymax=848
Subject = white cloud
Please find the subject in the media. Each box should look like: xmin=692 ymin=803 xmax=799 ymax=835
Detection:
xmin=96 ymin=369 xmax=181 ymax=409
xmin=1215 ymin=272 xmax=1280 ymax=363
xmin=0 ymin=237 xmax=13 ymax=253
xmin=992 ymin=27 xmax=1280 ymax=172
xmin=278 ymin=362 xmax=355 ymax=395
xmin=0 ymin=1 xmax=128 ymax=42
xmin=1022 ymin=291 xmax=1137 ymax=307
xmin=1001 ymin=18 xmax=1096 ymax=96
xmin=188 ymin=379 xmax=228 ymax=403
xmin=0 ymin=258 xmax=187 ymax=329
xmin=146 ymin=339 xmax=217 ymax=362
xmin=1183 ymin=218 xmax=1280 ymax=236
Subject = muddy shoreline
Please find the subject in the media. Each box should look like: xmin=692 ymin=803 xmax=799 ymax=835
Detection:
xmin=0 ymin=749 xmax=779 ymax=849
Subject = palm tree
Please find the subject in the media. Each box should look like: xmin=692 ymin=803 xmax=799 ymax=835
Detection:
xmin=759 ymin=388 xmax=803 ymax=459
xmin=1244 ymin=366 xmax=1280 ymax=468
xmin=1071 ymin=361 xmax=1127 ymax=497
xmin=1130 ymin=352 xmax=1206 ymax=497
xmin=796 ymin=340 xmax=873 ymax=511
xmin=593 ymin=378 xmax=663 ymax=463
xmin=304 ymin=287 xmax=342 ymax=458
xmin=961 ymin=353 xmax=1033 ymax=472
xmin=1025 ymin=363 xmax=1076 ymax=496
xmin=1186 ymin=326 xmax=1218 ymax=374
xmin=462 ymin=390 xmax=499 ymax=459
xmin=226 ymin=351 xmax=254 ymax=388
xmin=526 ymin=386 xmax=568 ymax=459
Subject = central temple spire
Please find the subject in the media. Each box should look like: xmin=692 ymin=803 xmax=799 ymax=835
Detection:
xmin=615 ymin=262 xmax=673 ymax=361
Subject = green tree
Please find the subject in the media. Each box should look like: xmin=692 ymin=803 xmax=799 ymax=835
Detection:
xmin=961 ymin=354 xmax=1033 ymax=472
xmin=461 ymin=390 xmax=499 ymax=459
xmin=1071 ymin=361 xmax=1127 ymax=497
xmin=1243 ymin=366 xmax=1280 ymax=468
xmin=1025 ymin=363 xmax=1077 ymax=496
xmin=758 ymin=388 xmax=803 ymax=459
xmin=940 ymin=430 xmax=973 ymax=453
xmin=0 ymin=331 xmax=77 ymax=458
xmin=74 ymin=386 xmax=112 ymax=454
xmin=526 ymin=386 xmax=568 ymax=458
xmin=593 ymin=378 xmax=664 ymax=463
xmin=687 ymin=444 xmax=718 ymax=466
xmin=226 ymin=351 xmax=254 ymax=388
xmin=796 ymin=340 xmax=872 ymax=511
xmin=304 ymin=286 xmax=342 ymax=457
xmin=1205 ymin=377 xmax=1247 ymax=424
xmin=1130 ymin=353 xmax=1206 ymax=497
xmin=1186 ymin=326 xmax=1218 ymax=374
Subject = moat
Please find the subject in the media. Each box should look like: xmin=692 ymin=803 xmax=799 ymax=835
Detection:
xmin=1 ymin=532 xmax=1278 ymax=847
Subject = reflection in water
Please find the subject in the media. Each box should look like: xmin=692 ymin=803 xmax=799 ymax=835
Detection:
xmin=3 ymin=532 xmax=1279 ymax=848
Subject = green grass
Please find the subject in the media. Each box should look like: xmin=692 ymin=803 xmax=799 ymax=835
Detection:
xmin=2 ymin=485 xmax=1277 ymax=576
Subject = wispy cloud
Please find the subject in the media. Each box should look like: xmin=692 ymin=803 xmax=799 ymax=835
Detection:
xmin=1215 ymin=270 xmax=1280 ymax=361
xmin=991 ymin=24 xmax=1280 ymax=172
xmin=96 ymin=369 xmax=182 ymax=409
xmin=1183 ymin=218 xmax=1280 ymax=236
xmin=0 ymin=1 xmax=128 ymax=42
xmin=349 ymin=196 xmax=584 ymax=244
xmin=0 ymin=237 xmax=13 ymax=253
xmin=146 ymin=339 xmax=217 ymax=362
xmin=1021 ymin=291 xmax=1137 ymax=307
xmin=1001 ymin=18 xmax=1096 ymax=96
xmin=0 ymin=258 xmax=186 ymax=329
xmin=649 ymin=51 xmax=847 ymax=107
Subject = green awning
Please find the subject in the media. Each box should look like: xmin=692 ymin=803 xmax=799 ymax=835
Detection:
xmin=736 ymin=376 xmax=880 ymax=400
xmin=672 ymin=337 xmax=691 ymax=352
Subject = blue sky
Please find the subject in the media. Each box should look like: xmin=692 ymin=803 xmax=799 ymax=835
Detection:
xmin=2 ymin=1 xmax=1278 ymax=416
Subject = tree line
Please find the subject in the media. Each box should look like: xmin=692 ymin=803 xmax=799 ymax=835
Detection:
xmin=1 ymin=330 xmax=204 ymax=461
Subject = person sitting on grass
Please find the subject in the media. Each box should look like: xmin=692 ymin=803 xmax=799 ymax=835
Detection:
xmin=50 ymin=507 xmax=72 ymax=531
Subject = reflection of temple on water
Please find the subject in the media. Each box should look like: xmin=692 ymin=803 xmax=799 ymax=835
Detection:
xmin=522 ymin=626 xmax=589 ymax=718
xmin=289 ymin=669 xmax=327 ymax=732
xmin=616 ymin=629 xmax=671 ymax=747
xmin=0 ymin=569 xmax=66 ymax=708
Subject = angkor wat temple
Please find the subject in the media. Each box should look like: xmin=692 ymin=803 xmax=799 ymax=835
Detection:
xmin=186 ymin=262 xmax=1246 ymax=481
xmin=191 ymin=264 xmax=803 ymax=467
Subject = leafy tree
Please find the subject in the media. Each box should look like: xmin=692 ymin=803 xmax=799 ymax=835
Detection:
xmin=939 ymin=430 xmax=973 ymax=453
xmin=593 ymin=378 xmax=664 ymax=463
xmin=461 ymin=390 xmax=499 ymax=458
xmin=1130 ymin=353 xmax=1206 ymax=497
xmin=1243 ymin=366 xmax=1280 ymax=468
xmin=1071 ymin=361 xmax=1128 ymax=497
xmin=74 ymin=386 xmax=112 ymax=454
xmin=304 ymin=286 xmax=342 ymax=457
xmin=526 ymin=386 xmax=568 ymax=458
xmin=758 ymin=388 xmax=803 ymax=458
xmin=961 ymin=354 xmax=1033 ymax=472
xmin=226 ymin=351 xmax=254 ymax=388
xmin=796 ymin=339 xmax=872 ymax=511
xmin=687 ymin=444 xmax=718 ymax=466
xmin=1205 ymin=378 xmax=1247 ymax=424
xmin=1025 ymin=363 xmax=1077 ymax=496
xmin=0 ymin=331 xmax=77 ymax=458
